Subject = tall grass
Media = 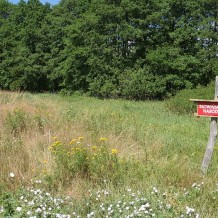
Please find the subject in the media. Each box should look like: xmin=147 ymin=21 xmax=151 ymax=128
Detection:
xmin=0 ymin=91 xmax=218 ymax=217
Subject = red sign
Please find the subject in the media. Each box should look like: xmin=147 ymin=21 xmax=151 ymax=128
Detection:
xmin=196 ymin=101 xmax=218 ymax=117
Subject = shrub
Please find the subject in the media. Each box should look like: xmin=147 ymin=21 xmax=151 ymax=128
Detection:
xmin=5 ymin=110 xmax=29 ymax=135
xmin=119 ymin=68 xmax=167 ymax=100
xmin=88 ymin=77 xmax=119 ymax=99
xmin=166 ymin=83 xmax=214 ymax=114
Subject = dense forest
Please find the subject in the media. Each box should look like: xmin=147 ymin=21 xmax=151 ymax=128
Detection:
xmin=0 ymin=0 xmax=217 ymax=99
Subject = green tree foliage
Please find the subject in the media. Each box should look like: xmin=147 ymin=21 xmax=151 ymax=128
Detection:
xmin=0 ymin=0 xmax=217 ymax=99
xmin=0 ymin=0 xmax=53 ymax=91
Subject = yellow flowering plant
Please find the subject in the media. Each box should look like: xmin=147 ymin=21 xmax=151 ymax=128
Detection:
xmin=49 ymin=136 xmax=121 ymax=183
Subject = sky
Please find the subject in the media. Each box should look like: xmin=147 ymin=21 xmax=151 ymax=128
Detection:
xmin=9 ymin=0 xmax=60 ymax=5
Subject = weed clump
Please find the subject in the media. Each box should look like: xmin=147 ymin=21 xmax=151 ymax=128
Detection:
xmin=49 ymin=137 xmax=123 ymax=184
xmin=166 ymin=83 xmax=214 ymax=114
xmin=5 ymin=110 xmax=29 ymax=135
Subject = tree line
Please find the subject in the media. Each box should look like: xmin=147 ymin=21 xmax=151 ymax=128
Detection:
xmin=0 ymin=0 xmax=217 ymax=99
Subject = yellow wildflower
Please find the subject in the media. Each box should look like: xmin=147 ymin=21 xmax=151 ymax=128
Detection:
xmin=78 ymin=136 xmax=84 ymax=141
xmin=92 ymin=145 xmax=97 ymax=150
xmin=70 ymin=139 xmax=77 ymax=144
xmin=111 ymin=149 xmax=118 ymax=155
xmin=100 ymin=137 xmax=108 ymax=142
xmin=54 ymin=141 xmax=62 ymax=146
xmin=75 ymin=147 xmax=81 ymax=151
xmin=53 ymin=136 xmax=58 ymax=141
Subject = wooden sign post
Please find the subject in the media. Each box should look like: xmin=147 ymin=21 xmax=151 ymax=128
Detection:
xmin=190 ymin=76 xmax=218 ymax=174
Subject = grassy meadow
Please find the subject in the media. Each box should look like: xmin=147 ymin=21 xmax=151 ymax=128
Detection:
xmin=0 ymin=91 xmax=217 ymax=217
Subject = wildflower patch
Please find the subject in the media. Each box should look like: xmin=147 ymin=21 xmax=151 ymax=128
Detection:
xmin=49 ymin=136 xmax=122 ymax=183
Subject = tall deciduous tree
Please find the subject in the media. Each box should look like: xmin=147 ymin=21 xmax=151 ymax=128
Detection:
xmin=0 ymin=0 xmax=217 ymax=99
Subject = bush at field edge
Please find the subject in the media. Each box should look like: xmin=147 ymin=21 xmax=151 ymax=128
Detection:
xmin=166 ymin=83 xmax=214 ymax=114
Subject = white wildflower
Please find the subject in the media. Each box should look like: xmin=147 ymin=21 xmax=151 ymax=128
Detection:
xmin=9 ymin=172 xmax=15 ymax=178
xmin=152 ymin=187 xmax=158 ymax=193
xmin=166 ymin=204 xmax=171 ymax=209
xmin=27 ymin=211 xmax=32 ymax=215
xmin=145 ymin=203 xmax=150 ymax=208
xmin=16 ymin=207 xmax=22 ymax=212
xmin=186 ymin=206 xmax=195 ymax=215
xmin=0 ymin=206 xmax=4 ymax=213
xmin=28 ymin=201 xmax=35 ymax=206
xmin=192 ymin=183 xmax=196 ymax=188
xmin=35 ymin=208 xmax=42 ymax=213
xmin=87 ymin=211 xmax=94 ymax=218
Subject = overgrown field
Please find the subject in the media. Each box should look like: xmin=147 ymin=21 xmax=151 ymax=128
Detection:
xmin=0 ymin=91 xmax=217 ymax=217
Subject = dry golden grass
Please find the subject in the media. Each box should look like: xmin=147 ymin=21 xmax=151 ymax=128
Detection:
xmin=0 ymin=92 xmax=58 ymax=189
xmin=0 ymin=91 xmax=145 ymax=192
